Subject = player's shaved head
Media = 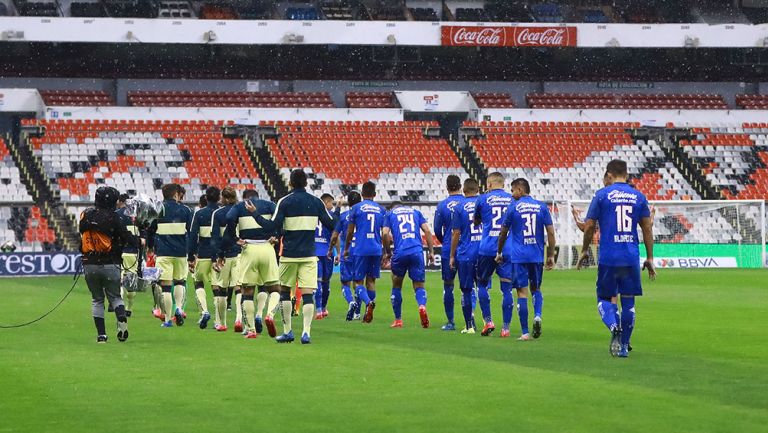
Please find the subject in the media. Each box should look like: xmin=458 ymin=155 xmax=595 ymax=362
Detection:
xmin=446 ymin=175 xmax=461 ymax=193
xmin=221 ymin=187 xmax=237 ymax=205
xmin=463 ymin=178 xmax=479 ymax=195
xmin=511 ymin=178 xmax=530 ymax=194
xmin=606 ymin=159 xmax=628 ymax=180
xmin=487 ymin=172 xmax=505 ymax=189
xmin=347 ymin=191 xmax=362 ymax=207
xmin=290 ymin=169 xmax=308 ymax=189
xmin=362 ymin=181 xmax=376 ymax=199
xmin=242 ymin=189 xmax=258 ymax=200
xmin=205 ymin=186 xmax=220 ymax=204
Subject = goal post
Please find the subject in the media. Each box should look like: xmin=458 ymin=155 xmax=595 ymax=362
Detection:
xmin=553 ymin=200 xmax=767 ymax=270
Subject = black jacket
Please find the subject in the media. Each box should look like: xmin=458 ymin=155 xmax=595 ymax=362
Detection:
xmin=79 ymin=206 xmax=140 ymax=265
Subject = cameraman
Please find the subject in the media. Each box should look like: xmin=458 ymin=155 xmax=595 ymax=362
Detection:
xmin=79 ymin=186 xmax=142 ymax=343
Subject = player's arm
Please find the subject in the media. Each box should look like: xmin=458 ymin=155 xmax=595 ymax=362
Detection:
xmin=449 ymin=209 xmax=462 ymax=270
xmin=382 ymin=226 xmax=392 ymax=258
xmin=420 ymin=222 xmax=435 ymax=266
xmin=571 ymin=206 xmax=586 ymax=232
xmin=318 ymin=199 xmax=338 ymax=230
xmin=187 ymin=212 xmax=200 ymax=263
xmin=545 ymin=224 xmax=556 ymax=270
xmin=640 ymin=216 xmax=656 ymax=280
xmin=473 ymin=198 xmax=483 ymax=227
xmin=146 ymin=219 xmax=158 ymax=254
xmin=496 ymin=205 xmax=514 ymax=263
xmin=252 ymin=200 xmax=284 ymax=232
xmin=576 ymin=219 xmax=596 ymax=270
xmin=344 ymin=222 xmax=355 ymax=260
xmin=433 ymin=208 xmax=444 ymax=244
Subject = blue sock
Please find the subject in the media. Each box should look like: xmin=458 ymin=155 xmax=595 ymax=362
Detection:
xmin=598 ymin=299 xmax=618 ymax=331
xmin=390 ymin=288 xmax=403 ymax=319
xmin=500 ymin=281 xmax=513 ymax=329
xmin=321 ymin=281 xmax=331 ymax=310
xmin=415 ymin=288 xmax=427 ymax=307
xmin=518 ymin=298 xmax=529 ymax=335
xmin=532 ymin=290 xmax=543 ymax=318
xmin=460 ymin=289 xmax=474 ymax=329
xmin=620 ymin=297 xmax=636 ymax=346
xmin=314 ymin=281 xmax=323 ymax=311
xmin=478 ymin=282 xmax=492 ymax=323
xmin=341 ymin=284 xmax=354 ymax=304
xmin=443 ymin=284 xmax=454 ymax=324
xmin=471 ymin=286 xmax=479 ymax=310
xmin=367 ymin=289 xmax=376 ymax=302
xmin=356 ymin=285 xmax=371 ymax=305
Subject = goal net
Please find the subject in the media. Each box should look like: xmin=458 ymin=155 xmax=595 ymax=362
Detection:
xmin=553 ymin=200 xmax=767 ymax=269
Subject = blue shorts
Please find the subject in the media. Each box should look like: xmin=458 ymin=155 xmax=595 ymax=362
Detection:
xmin=317 ymin=256 xmax=334 ymax=281
xmin=339 ymin=260 xmax=353 ymax=283
xmin=457 ymin=260 xmax=478 ymax=290
xmin=596 ymin=264 xmax=643 ymax=298
xmin=352 ymin=255 xmax=381 ymax=281
xmin=391 ymin=252 xmax=426 ymax=282
xmin=476 ymin=255 xmax=513 ymax=283
xmin=513 ymin=263 xmax=543 ymax=289
xmin=441 ymin=254 xmax=457 ymax=281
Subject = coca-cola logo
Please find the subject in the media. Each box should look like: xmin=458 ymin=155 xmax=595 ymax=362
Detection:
xmin=516 ymin=27 xmax=567 ymax=46
xmin=451 ymin=27 xmax=505 ymax=46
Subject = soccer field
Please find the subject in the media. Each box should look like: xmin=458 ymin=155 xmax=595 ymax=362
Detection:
xmin=0 ymin=269 xmax=766 ymax=433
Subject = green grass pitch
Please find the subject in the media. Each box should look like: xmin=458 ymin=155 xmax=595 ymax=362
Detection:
xmin=0 ymin=269 xmax=766 ymax=433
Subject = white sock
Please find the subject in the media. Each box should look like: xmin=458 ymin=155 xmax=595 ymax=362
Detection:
xmin=255 ymin=292 xmax=268 ymax=319
xmin=281 ymin=300 xmax=293 ymax=334
xmin=302 ymin=303 xmax=315 ymax=337
xmin=195 ymin=288 xmax=208 ymax=314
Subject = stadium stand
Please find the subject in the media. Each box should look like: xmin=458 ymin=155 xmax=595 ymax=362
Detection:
xmin=69 ymin=0 xmax=107 ymax=17
xmin=681 ymin=123 xmax=768 ymax=200
xmin=531 ymin=3 xmax=564 ymax=22
xmin=199 ymin=2 xmax=238 ymax=19
xmin=0 ymin=138 xmax=33 ymax=203
xmin=39 ymin=90 xmax=115 ymax=106
xmin=370 ymin=3 xmax=405 ymax=20
xmin=285 ymin=5 xmax=319 ymax=20
xmin=22 ymin=119 xmax=269 ymax=212
xmin=472 ymin=92 xmax=514 ymax=108
xmin=158 ymin=0 xmax=194 ymax=18
xmin=320 ymin=1 xmax=355 ymax=20
xmin=463 ymin=121 xmax=700 ymax=202
xmin=13 ymin=0 xmax=58 ymax=16
xmin=453 ymin=6 xmax=488 ymax=21
xmin=345 ymin=92 xmax=397 ymax=108
xmin=526 ymin=93 xmax=728 ymax=109
xmin=409 ymin=6 xmax=438 ymax=21
xmin=265 ymin=120 xmax=464 ymax=203
xmin=127 ymin=91 xmax=334 ymax=108
xmin=103 ymin=0 xmax=160 ymax=18
xmin=736 ymin=94 xmax=768 ymax=109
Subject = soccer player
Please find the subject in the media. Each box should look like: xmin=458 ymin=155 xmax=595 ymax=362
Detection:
xmin=577 ymin=159 xmax=656 ymax=357
xmin=344 ymin=181 xmax=386 ymax=324
xmin=147 ymin=183 xmax=193 ymax=328
xmin=496 ymin=178 xmax=555 ymax=340
xmin=226 ymin=189 xmax=280 ymax=339
xmin=449 ymin=178 xmax=482 ymax=333
xmin=210 ymin=187 xmax=241 ymax=332
xmin=314 ymin=193 xmax=337 ymax=319
xmin=187 ymin=186 xmax=221 ymax=330
xmin=328 ymin=191 xmax=362 ymax=321
xmin=253 ymin=169 xmax=339 ymax=344
xmin=473 ymin=172 xmax=514 ymax=337
xmin=382 ymin=202 xmax=435 ymax=328
xmin=116 ymin=193 xmax=140 ymax=317
xmin=433 ymin=174 xmax=464 ymax=331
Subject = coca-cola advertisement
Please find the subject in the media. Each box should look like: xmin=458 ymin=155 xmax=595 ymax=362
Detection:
xmin=441 ymin=25 xmax=577 ymax=47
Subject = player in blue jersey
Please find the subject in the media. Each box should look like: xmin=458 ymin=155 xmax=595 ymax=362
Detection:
xmin=187 ymin=186 xmax=221 ymax=330
xmin=344 ymin=181 xmax=386 ymax=324
xmin=382 ymin=203 xmax=435 ymax=328
xmin=449 ymin=178 xmax=483 ymax=334
xmin=496 ymin=178 xmax=556 ymax=340
xmin=577 ymin=160 xmax=656 ymax=357
xmin=433 ymin=175 xmax=464 ymax=331
xmin=314 ymin=193 xmax=337 ymax=319
xmin=473 ymin=172 xmax=514 ymax=337
xmin=328 ymin=191 xmax=362 ymax=321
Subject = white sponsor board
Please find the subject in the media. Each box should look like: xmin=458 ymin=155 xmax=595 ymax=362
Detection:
xmin=651 ymin=257 xmax=738 ymax=269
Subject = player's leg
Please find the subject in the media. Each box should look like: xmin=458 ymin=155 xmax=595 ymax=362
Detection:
xmin=297 ymin=260 xmax=318 ymax=344
xmin=498 ymin=258 xmax=515 ymax=338
xmin=121 ymin=253 xmax=138 ymax=317
xmin=314 ymin=257 xmax=324 ymax=318
xmin=84 ymin=265 xmax=109 ymax=341
xmin=102 ymin=265 xmax=129 ymax=342
xmin=513 ymin=264 xmax=530 ymax=340
xmin=339 ymin=259 xmax=356 ymax=320
xmin=156 ymin=257 xmax=175 ymax=327
xmin=352 ymin=255 xmax=370 ymax=309
xmin=320 ymin=258 xmax=332 ymax=317
xmin=410 ymin=253 xmax=429 ymax=328
xmin=457 ymin=260 xmax=476 ymax=333
xmin=389 ymin=255 xmax=405 ymax=328
xmin=194 ymin=259 xmax=212 ymax=329
xmin=529 ymin=263 xmax=544 ymax=339
xmin=475 ymin=255 xmax=496 ymax=335
xmin=210 ymin=261 xmax=226 ymax=331
xmin=275 ymin=261 xmax=300 ymax=342
xmin=171 ymin=258 xmax=188 ymax=325
xmin=441 ymin=253 xmax=456 ymax=330
xmin=596 ymin=265 xmax=621 ymax=356
xmin=241 ymin=284 xmax=258 ymax=338
xmin=362 ymin=256 xmax=381 ymax=323
xmin=254 ymin=244 xmax=280 ymax=336
xmin=617 ymin=264 xmax=642 ymax=357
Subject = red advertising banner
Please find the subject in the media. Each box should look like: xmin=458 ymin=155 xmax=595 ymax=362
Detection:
xmin=441 ymin=25 xmax=578 ymax=47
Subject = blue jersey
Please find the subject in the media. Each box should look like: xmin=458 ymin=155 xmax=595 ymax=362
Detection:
xmin=147 ymin=200 xmax=193 ymax=258
xmin=116 ymin=207 xmax=139 ymax=254
xmin=501 ymin=195 xmax=553 ymax=264
xmin=384 ymin=206 xmax=426 ymax=257
xmin=315 ymin=218 xmax=333 ymax=257
xmin=434 ymin=194 xmax=464 ymax=256
xmin=586 ymin=182 xmax=651 ymax=267
xmin=349 ymin=200 xmax=386 ymax=256
xmin=451 ymin=197 xmax=482 ymax=261
xmin=335 ymin=210 xmax=354 ymax=262
xmin=475 ymin=189 xmax=514 ymax=257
